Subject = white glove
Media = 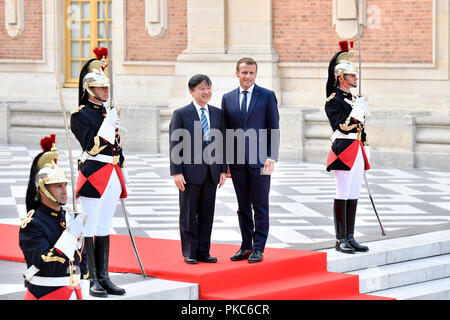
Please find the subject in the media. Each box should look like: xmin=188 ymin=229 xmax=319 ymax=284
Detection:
xmin=66 ymin=211 xmax=87 ymax=238
xmin=97 ymin=107 xmax=118 ymax=144
xmin=105 ymin=106 xmax=120 ymax=127
xmin=349 ymin=96 xmax=367 ymax=123
xmin=54 ymin=211 xmax=86 ymax=261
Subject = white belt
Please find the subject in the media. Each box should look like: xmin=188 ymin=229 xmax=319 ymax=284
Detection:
xmin=27 ymin=276 xmax=73 ymax=287
xmin=330 ymin=130 xmax=357 ymax=143
xmin=80 ymin=152 xmax=119 ymax=165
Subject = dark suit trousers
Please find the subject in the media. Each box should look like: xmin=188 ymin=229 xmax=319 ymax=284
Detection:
xmin=229 ymin=165 xmax=271 ymax=252
xmin=179 ymin=169 xmax=217 ymax=258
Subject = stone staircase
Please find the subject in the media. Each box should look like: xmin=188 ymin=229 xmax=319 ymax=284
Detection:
xmin=323 ymin=229 xmax=450 ymax=300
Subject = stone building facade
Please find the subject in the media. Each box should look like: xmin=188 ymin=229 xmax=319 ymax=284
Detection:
xmin=0 ymin=0 xmax=449 ymax=170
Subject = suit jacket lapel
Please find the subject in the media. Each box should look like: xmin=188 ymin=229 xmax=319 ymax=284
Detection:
xmin=188 ymin=102 xmax=200 ymax=122
xmin=245 ymin=84 xmax=259 ymax=125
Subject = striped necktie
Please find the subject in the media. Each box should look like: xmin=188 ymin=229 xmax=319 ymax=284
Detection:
xmin=200 ymin=107 xmax=210 ymax=142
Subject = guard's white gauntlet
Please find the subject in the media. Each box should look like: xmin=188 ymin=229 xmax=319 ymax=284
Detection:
xmin=349 ymin=96 xmax=367 ymax=123
xmin=97 ymin=106 xmax=119 ymax=144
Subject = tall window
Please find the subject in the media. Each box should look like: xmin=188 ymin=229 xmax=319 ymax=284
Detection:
xmin=65 ymin=0 xmax=112 ymax=87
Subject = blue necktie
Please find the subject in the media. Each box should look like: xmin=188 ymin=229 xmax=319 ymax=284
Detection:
xmin=200 ymin=107 xmax=210 ymax=142
xmin=241 ymin=90 xmax=248 ymax=122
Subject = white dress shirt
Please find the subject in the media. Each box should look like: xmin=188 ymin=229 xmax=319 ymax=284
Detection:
xmin=192 ymin=100 xmax=210 ymax=125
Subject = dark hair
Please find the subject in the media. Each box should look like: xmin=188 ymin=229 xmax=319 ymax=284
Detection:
xmin=188 ymin=74 xmax=212 ymax=91
xmin=236 ymin=57 xmax=258 ymax=72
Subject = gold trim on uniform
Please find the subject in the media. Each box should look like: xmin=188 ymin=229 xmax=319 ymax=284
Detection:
xmin=88 ymin=136 xmax=107 ymax=156
xmin=41 ymin=248 xmax=66 ymax=264
xmin=339 ymin=116 xmax=358 ymax=131
xmin=21 ymin=210 xmax=35 ymax=229
xmin=326 ymin=93 xmax=336 ymax=102
xmin=71 ymin=105 xmax=85 ymax=115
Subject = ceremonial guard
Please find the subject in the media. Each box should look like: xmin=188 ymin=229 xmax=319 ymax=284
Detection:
xmin=20 ymin=135 xmax=88 ymax=300
xmin=325 ymin=41 xmax=370 ymax=254
xmin=70 ymin=47 xmax=127 ymax=297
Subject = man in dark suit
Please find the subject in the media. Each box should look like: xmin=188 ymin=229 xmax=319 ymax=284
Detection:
xmin=222 ymin=57 xmax=280 ymax=263
xmin=169 ymin=74 xmax=227 ymax=264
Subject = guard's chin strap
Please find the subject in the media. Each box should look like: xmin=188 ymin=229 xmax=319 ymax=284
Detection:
xmin=82 ymin=87 xmax=107 ymax=103
xmin=37 ymin=183 xmax=63 ymax=207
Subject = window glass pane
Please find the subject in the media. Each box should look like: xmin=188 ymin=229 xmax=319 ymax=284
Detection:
xmin=69 ymin=2 xmax=80 ymax=20
xmin=70 ymin=21 xmax=80 ymax=39
xmin=82 ymin=22 xmax=90 ymax=39
xmin=108 ymin=1 xmax=112 ymax=19
xmin=81 ymin=2 xmax=90 ymax=19
xmin=98 ymin=41 xmax=107 ymax=49
xmin=82 ymin=42 xmax=91 ymax=58
xmin=71 ymin=41 xmax=80 ymax=59
xmin=98 ymin=1 xmax=105 ymax=19
xmin=71 ymin=61 xmax=80 ymax=79
xmin=98 ymin=21 xmax=106 ymax=39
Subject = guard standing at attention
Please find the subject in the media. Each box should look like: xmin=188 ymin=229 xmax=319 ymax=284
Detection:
xmin=325 ymin=41 xmax=371 ymax=254
xmin=71 ymin=47 xmax=127 ymax=297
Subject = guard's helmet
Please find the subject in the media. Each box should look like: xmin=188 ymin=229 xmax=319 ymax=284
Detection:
xmin=25 ymin=135 xmax=70 ymax=211
xmin=78 ymin=47 xmax=110 ymax=106
xmin=326 ymin=41 xmax=358 ymax=97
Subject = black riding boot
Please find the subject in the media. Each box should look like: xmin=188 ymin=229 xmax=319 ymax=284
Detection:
xmin=333 ymin=199 xmax=355 ymax=254
xmin=95 ymin=235 xmax=126 ymax=295
xmin=84 ymin=237 xmax=108 ymax=297
xmin=346 ymin=199 xmax=369 ymax=252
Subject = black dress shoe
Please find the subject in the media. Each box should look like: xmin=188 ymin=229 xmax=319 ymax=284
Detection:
xmin=347 ymin=234 xmax=369 ymax=252
xmin=184 ymin=257 xmax=198 ymax=264
xmin=89 ymin=279 xmax=108 ymax=298
xmin=197 ymin=255 xmax=217 ymax=263
xmin=230 ymin=249 xmax=252 ymax=261
xmin=248 ymin=250 xmax=264 ymax=263
xmin=335 ymin=239 xmax=355 ymax=254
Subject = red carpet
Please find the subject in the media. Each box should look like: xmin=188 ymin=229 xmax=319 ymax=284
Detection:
xmin=1 ymin=223 xmax=392 ymax=300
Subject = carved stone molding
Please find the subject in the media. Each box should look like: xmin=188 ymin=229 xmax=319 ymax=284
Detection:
xmin=5 ymin=0 xmax=24 ymax=39
xmin=145 ymin=0 xmax=168 ymax=39
xmin=332 ymin=0 xmax=366 ymax=40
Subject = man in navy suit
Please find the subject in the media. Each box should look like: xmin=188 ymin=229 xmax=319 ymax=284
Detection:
xmin=169 ymin=74 xmax=227 ymax=264
xmin=222 ymin=57 xmax=280 ymax=263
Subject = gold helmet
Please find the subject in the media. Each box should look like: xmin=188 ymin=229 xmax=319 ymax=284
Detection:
xmin=26 ymin=135 xmax=70 ymax=211
xmin=79 ymin=47 xmax=110 ymax=105
xmin=334 ymin=41 xmax=358 ymax=78
xmin=326 ymin=41 xmax=358 ymax=97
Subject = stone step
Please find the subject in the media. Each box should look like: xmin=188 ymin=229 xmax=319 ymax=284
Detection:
xmin=323 ymin=229 xmax=450 ymax=273
xmin=349 ymin=254 xmax=450 ymax=293
xmin=85 ymin=273 xmax=198 ymax=300
xmin=322 ymin=230 xmax=450 ymax=300
xmin=370 ymin=277 xmax=450 ymax=300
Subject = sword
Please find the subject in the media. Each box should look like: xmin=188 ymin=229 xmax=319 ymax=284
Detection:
xmin=363 ymin=173 xmax=386 ymax=236
xmin=54 ymin=71 xmax=77 ymax=213
xmin=120 ymin=199 xmax=147 ymax=277
xmin=100 ymin=0 xmax=147 ymax=277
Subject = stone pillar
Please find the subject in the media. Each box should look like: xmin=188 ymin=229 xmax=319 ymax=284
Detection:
xmin=226 ymin=0 xmax=280 ymax=92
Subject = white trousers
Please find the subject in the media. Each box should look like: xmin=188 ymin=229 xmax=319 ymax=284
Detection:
xmin=334 ymin=144 xmax=364 ymax=200
xmin=80 ymin=168 xmax=122 ymax=237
